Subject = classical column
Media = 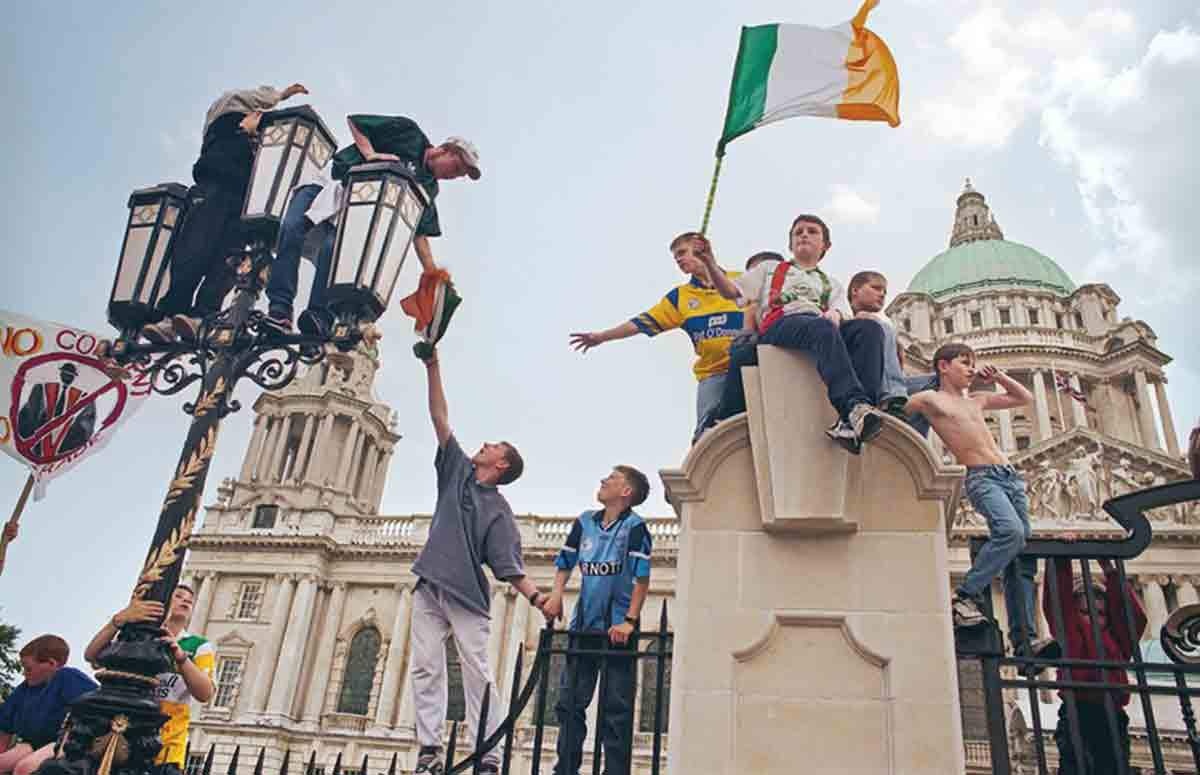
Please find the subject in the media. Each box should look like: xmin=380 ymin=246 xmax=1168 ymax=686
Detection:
xmin=304 ymin=582 xmax=348 ymax=720
xmin=500 ymin=594 xmax=530 ymax=700
xmin=1032 ymin=370 xmax=1052 ymax=442
xmin=1176 ymin=576 xmax=1200 ymax=608
xmin=336 ymin=424 xmax=361 ymax=490
xmin=1133 ymin=369 xmax=1162 ymax=451
xmin=282 ymin=414 xmax=310 ymax=482
xmin=190 ymin=571 xmax=217 ymax=634
xmin=269 ymin=414 xmax=293 ymax=482
xmin=253 ymin=415 xmax=279 ymax=480
xmin=248 ymin=574 xmax=297 ymax=712
xmin=486 ymin=590 xmax=509 ymax=679
xmin=268 ymin=575 xmax=320 ymax=716
xmin=1140 ymin=576 xmax=1170 ymax=638
xmin=1154 ymin=380 xmax=1181 ymax=457
xmin=310 ymin=413 xmax=336 ymax=485
xmin=1069 ymin=375 xmax=1088 ymax=429
xmin=352 ymin=437 xmax=372 ymax=498
xmin=374 ymin=584 xmax=414 ymax=728
xmin=292 ymin=413 xmax=317 ymax=483
xmin=241 ymin=415 xmax=267 ymax=481
xmin=371 ymin=448 xmax=394 ymax=506
xmin=994 ymin=383 xmax=1016 ymax=452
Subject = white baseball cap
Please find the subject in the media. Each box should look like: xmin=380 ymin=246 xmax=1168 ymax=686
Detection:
xmin=443 ymin=136 xmax=481 ymax=180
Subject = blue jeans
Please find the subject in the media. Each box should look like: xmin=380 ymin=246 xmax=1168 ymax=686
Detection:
xmin=903 ymin=374 xmax=937 ymax=437
xmin=959 ymin=465 xmax=1038 ymax=648
xmin=694 ymin=373 xmax=727 ymax=442
xmin=265 ymin=183 xmax=336 ymax=320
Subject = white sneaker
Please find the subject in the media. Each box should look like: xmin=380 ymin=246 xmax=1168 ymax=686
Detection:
xmin=848 ymin=403 xmax=883 ymax=446
xmin=141 ymin=319 xmax=177 ymax=344
xmin=952 ymin=595 xmax=988 ymax=628
xmin=172 ymin=315 xmax=203 ymax=341
xmin=824 ymin=420 xmax=860 ymax=453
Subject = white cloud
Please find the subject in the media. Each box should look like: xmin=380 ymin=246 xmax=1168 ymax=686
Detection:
xmin=824 ymin=184 xmax=880 ymax=224
xmin=916 ymin=5 xmax=1136 ymax=149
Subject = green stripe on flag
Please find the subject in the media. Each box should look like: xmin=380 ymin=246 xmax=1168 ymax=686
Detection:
xmin=718 ymin=24 xmax=779 ymax=155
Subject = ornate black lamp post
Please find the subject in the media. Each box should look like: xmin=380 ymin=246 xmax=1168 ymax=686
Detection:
xmin=42 ymin=109 xmax=428 ymax=775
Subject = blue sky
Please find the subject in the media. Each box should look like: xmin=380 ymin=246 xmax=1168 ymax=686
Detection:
xmin=2 ymin=0 xmax=1198 ymax=668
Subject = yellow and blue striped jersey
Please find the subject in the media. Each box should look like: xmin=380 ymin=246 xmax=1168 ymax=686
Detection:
xmin=630 ymin=273 xmax=744 ymax=381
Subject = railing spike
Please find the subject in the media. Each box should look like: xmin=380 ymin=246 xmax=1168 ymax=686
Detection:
xmin=658 ymin=599 xmax=669 ymax=631
xmin=386 ymin=752 xmax=397 ymax=775
xmin=202 ymin=744 xmax=216 ymax=775
xmin=279 ymin=749 xmax=290 ymax=775
xmin=228 ymin=746 xmax=241 ymax=775
xmin=253 ymin=747 xmax=265 ymax=775
xmin=359 ymin=753 xmax=368 ymax=775
xmin=445 ymin=721 xmax=459 ymax=770
xmin=332 ymin=751 xmax=343 ymax=775
xmin=304 ymin=751 xmax=315 ymax=775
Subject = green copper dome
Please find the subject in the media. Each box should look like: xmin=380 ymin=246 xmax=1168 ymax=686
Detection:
xmin=907 ymin=239 xmax=1076 ymax=299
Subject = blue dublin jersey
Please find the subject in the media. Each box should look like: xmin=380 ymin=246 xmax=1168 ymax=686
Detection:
xmin=555 ymin=510 xmax=652 ymax=631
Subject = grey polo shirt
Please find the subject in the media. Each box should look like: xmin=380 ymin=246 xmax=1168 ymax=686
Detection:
xmin=411 ymin=435 xmax=525 ymax=617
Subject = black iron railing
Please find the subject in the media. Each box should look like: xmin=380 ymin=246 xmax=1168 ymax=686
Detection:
xmin=186 ymin=603 xmax=671 ymax=775
xmin=956 ymin=479 xmax=1200 ymax=774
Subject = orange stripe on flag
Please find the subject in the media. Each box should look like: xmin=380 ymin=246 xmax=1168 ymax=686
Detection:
xmin=399 ymin=268 xmax=452 ymax=331
xmin=838 ymin=0 xmax=901 ymax=127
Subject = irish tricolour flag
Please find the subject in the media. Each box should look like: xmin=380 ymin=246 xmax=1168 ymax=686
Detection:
xmin=717 ymin=0 xmax=900 ymax=155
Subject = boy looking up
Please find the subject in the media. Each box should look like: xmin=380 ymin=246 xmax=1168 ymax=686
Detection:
xmin=570 ymin=232 xmax=743 ymax=443
xmin=905 ymin=344 xmax=1057 ymax=660
xmin=410 ymin=346 xmax=547 ymax=775
xmin=85 ymin=585 xmax=215 ymax=775
xmin=0 ymin=636 xmax=97 ymax=775
xmin=701 ymin=216 xmax=884 ymax=451
xmin=543 ymin=465 xmax=653 ymax=775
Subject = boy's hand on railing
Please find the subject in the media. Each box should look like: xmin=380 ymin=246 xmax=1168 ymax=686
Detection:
xmin=540 ymin=592 xmax=563 ymax=622
xmin=608 ymin=621 xmax=634 ymax=646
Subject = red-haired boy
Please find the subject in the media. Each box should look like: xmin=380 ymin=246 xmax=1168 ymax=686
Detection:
xmin=0 ymin=635 xmax=96 ymax=775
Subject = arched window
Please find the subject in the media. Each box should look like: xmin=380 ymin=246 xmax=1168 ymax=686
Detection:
xmin=337 ymin=627 xmax=381 ymax=715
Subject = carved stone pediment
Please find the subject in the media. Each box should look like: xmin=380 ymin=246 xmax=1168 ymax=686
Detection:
xmin=952 ymin=429 xmax=1195 ymax=529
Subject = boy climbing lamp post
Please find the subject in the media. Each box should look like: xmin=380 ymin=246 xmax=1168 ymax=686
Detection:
xmin=40 ymin=112 xmax=427 ymax=775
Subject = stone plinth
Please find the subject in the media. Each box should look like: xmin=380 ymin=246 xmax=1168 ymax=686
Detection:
xmin=661 ymin=346 xmax=967 ymax=775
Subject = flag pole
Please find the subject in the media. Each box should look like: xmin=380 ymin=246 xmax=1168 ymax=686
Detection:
xmin=1051 ymin=361 xmax=1067 ymax=433
xmin=0 ymin=474 xmax=34 ymax=577
xmin=700 ymin=154 xmax=725 ymax=236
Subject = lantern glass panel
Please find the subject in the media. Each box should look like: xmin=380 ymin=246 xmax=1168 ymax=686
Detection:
xmin=273 ymin=150 xmax=303 ymax=218
xmin=246 ymin=144 xmax=285 ymax=217
xmin=114 ymin=226 xmax=152 ymax=303
xmin=399 ymin=188 xmax=423 ymax=229
xmin=309 ymin=136 xmax=333 ymax=169
xmin=376 ymin=214 xmax=415 ymax=307
xmin=138 ymin=223 xmax=174 ymax=305
xmin=358 ymin=209 xmax=392 ymax=297
xmin=335 ymin=206 xmax=375 ymax=286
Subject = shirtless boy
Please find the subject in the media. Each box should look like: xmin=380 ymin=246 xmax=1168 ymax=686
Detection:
xmin=907 ymin=343 xmax=1058 ymax=659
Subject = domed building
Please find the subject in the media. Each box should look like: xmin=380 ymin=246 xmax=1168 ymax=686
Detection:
xmin=889 ymin=181 xmax=1197 ymax=773
xmin=174 ymin=181 xmax=1195 ymax=775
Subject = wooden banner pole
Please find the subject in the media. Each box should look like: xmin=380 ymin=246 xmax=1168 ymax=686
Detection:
xmin=0 ymin=474 xmax=34 ymax=577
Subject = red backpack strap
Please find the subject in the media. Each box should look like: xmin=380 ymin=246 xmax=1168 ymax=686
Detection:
xmin=758 ymin=261 xmax=793 ymax=334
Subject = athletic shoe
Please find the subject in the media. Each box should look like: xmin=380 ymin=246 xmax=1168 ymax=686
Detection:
xmin=952 ymin=595 xmax=988 ymax=628
xmin=258 ymin=315 xmax=293 ymax=338
xmin=849 ymin=403 xmax=883 ymax=445
xmin=172 ymin=315 xmax=203 ymax=341
xmin=141 ymin=319 xmax=177 ymax=344
xmin=414 ymin=749 xmax=444 ymax=775
xmin=298 ymin=309 xmax=333 ymax=338
xmin=824 ymin=420 xmax=860 ymax=454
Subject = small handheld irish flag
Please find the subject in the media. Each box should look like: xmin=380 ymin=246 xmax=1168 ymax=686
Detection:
xmin=399 ymin=269 xmax=463 ymax=360
xmin=701 ymin=0 xmax=900 ymax=232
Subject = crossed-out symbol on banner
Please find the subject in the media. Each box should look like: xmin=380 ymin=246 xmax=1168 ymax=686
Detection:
xmin=9 ymin=352 xmax=129 ymax=466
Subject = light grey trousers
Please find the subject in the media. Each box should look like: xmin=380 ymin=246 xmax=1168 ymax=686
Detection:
xmin=410 ymin=581 xmax=505 ymax=764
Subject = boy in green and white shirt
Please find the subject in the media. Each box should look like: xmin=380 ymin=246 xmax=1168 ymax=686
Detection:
xmin=86 ymin=585 xmax=215 ymax=774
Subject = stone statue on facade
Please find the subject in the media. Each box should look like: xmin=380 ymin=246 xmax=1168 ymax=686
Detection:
xmin=1109 ymin=457 xmax=1141 ymax=498
xmin=1029 ymin=461 xmax=1066 ymax=521
xmin=1066 ymin=446 xmax=1104 ymax=518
